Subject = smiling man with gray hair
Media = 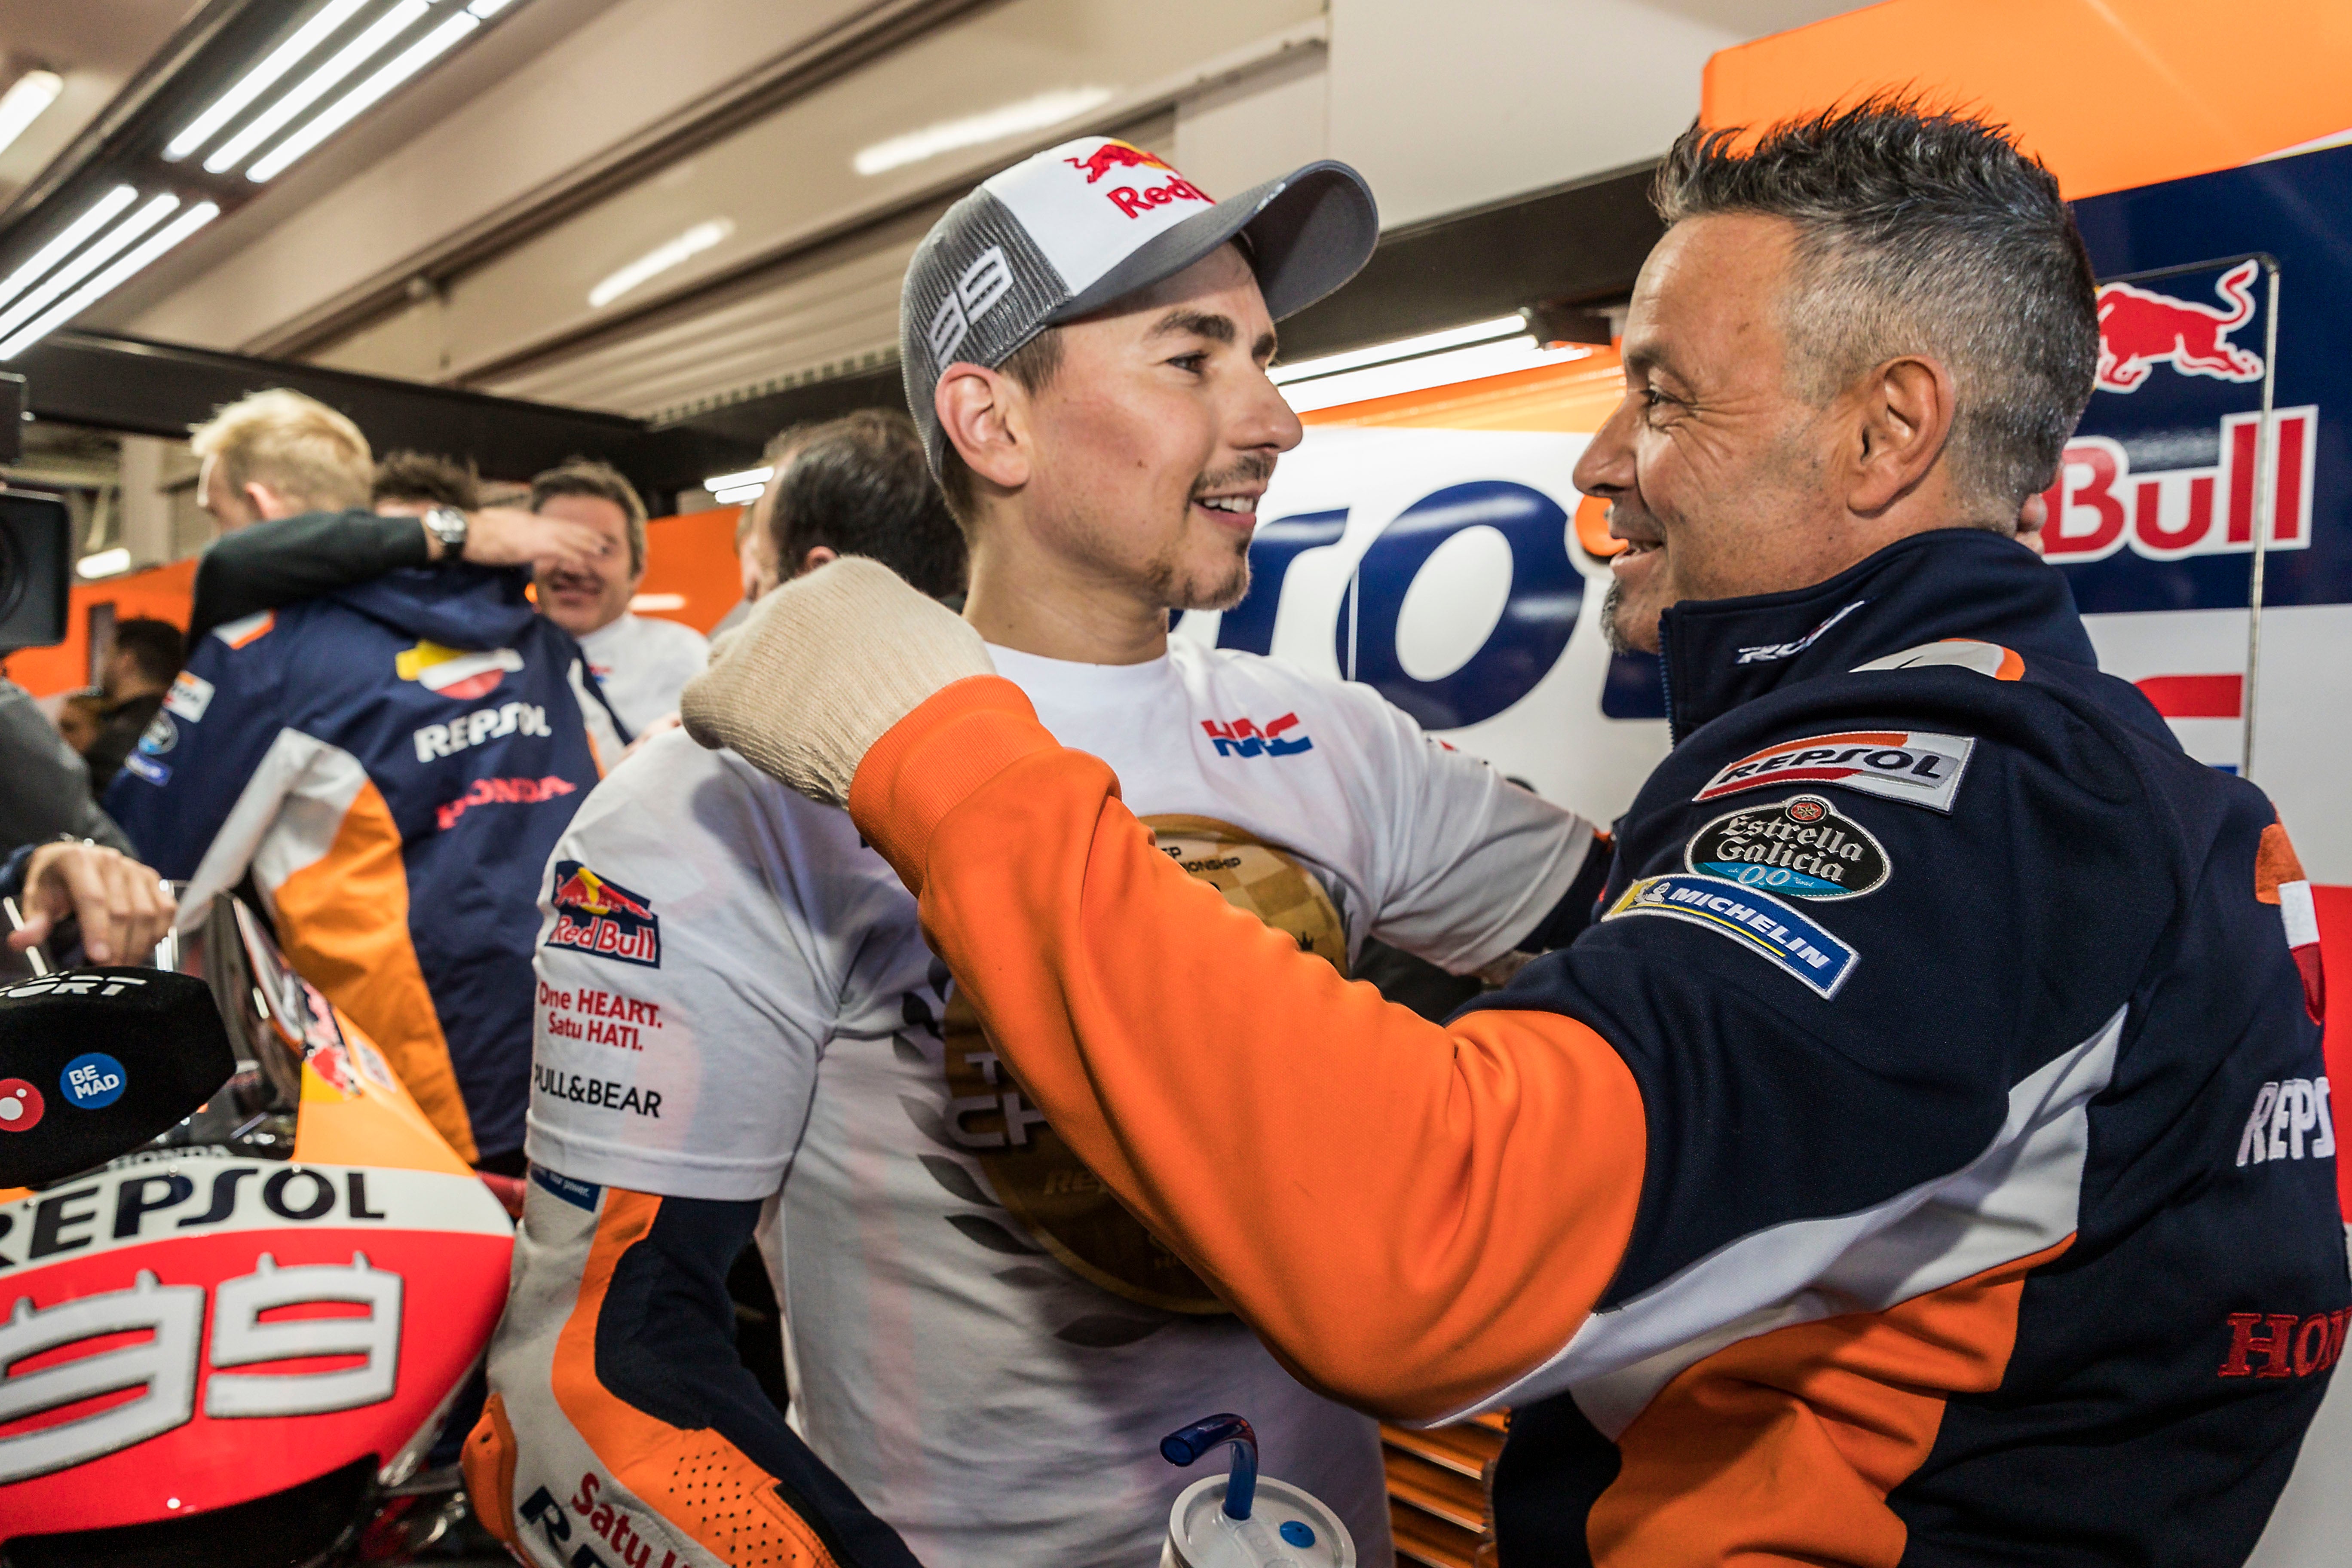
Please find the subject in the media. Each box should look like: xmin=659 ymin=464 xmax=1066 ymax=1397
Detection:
xmin=687 ymin=99 xmax=2345 ymax=1562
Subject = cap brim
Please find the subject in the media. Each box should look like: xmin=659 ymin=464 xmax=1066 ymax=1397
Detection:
xmin=1046 ymin=160 xmax=1378 ymax=327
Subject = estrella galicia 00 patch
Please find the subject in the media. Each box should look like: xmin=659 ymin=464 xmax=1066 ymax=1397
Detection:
xmin=1605 ymin=873 xmax=1859 ymax=998
xmin=1693 ymin=729 xmax=1974 ymax=812
xmin=1685 ymin=793 xmax=1889 ymax=900
xmin=546 ymin=860 xmax=661 ymax=968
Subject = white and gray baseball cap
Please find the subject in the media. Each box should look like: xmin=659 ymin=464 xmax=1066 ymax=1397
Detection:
xmin=900 ymin=135 xmax=1378 ymax=472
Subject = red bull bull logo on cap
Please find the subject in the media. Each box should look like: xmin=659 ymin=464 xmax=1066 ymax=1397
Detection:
xmin=2096 ymin=259 xmax=2264 ymax=393
xmin=547 ymin=859 xmax=661 ymax=968
xmin=1065 ymin=141 xmax=1172 ymax=183
xmin=1065 ymin=138 xmax=1209 ymax=220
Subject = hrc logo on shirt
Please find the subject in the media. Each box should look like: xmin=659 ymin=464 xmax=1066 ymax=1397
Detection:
xmin=1201 ymin=713 xmax=1313 ymax=759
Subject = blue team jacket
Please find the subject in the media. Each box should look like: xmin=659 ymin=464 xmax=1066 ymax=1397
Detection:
xmin=109 ymin=565 xmax=618 ymax=1161
xmin=1483 ymin=528 xmax=2345 ymax=1562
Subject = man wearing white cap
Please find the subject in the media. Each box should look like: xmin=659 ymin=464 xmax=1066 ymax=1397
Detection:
xmin=475 ymin=137 xmax=1608 ymax=1567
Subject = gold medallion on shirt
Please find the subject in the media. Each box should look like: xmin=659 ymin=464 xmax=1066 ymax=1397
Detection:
xmin=940 ymin=815 xmax=1348 ymax=1314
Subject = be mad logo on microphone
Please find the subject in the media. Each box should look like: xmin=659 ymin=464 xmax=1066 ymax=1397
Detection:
xmin=60 ymin=1052 xmax=127 ymax=1110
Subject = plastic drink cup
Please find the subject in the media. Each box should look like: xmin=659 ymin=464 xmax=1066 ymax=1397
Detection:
xmin=1160 ymin=1473 xmax=1356 ymax=1568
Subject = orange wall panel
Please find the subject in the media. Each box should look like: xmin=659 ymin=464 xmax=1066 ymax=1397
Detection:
xmin=1 ymin=558 xmax=198 ymax=701
xmin=1705 ymin=0 xmax=2352 ymax=200
xmin=634 ymin=505 xmax=747 ymax=635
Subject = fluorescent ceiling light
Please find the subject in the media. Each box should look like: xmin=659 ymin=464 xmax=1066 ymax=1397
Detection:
xmin=0 ymin=202 xmax=220 ymax=360
xmin=248 ymin=8 xmax=481 ymax=183
xmin=0 ymin=70 xmax=63 ymax=159
xmin=205 ymin=0 xmax=429 ymax=175
xmin=1279 ymin=337 xmax=1592 ymax=414
xmin=466 ymin=0 xmax=519 ymax=15
xmin=77 ymin=547 xmax=131 ymax=579
xmin=0 ymin=194 xmax=180 ymax=346
xmin=166 ymin=0 xmax=373 ymax=162
xmin=1270 ymin=316 xmax=1528 ymax=386
xmin=853 ymin=86 xmax=1116 ymax=177
xmin=588 ymin=218 xmax=735 ymax=309
xmin=629 ymin=592 xmax=687 ymax=612
xmin=703 ymin=465 xmax=773 ymax=492
xmin=711 ymin=484 xmax=766 ymax=507
xmin=0 ymin=185 xmax=138 ymax=316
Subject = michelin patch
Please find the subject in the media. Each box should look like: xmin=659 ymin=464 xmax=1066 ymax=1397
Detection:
xmin=1606 ymin=873 xmax=1858 ymax=999
xmin=1694 ymin=729 xmax=1973 ymax=812
xmin=136 ymin=711 xmax=176 ymax=757
xmin=1686 ymin=793 xmax=1888 ymax=900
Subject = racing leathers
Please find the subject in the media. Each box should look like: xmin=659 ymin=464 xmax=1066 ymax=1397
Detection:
xmin=826 ymin=528 xmax=2346 ymax=1564
xmin=107 ymin=564 xmax=621 ymax=1164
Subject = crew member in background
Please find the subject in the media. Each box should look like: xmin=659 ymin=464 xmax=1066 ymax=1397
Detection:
xmin=489 ymin=140 xmax=1608 ymax=1568
xmin=689 ymin=103 xmax=2346 ymax=1563
xmin=462 ymin=410 xmax=959 ymax=1568
xmin=82 ymin=618 xmax=183 ymax=794
xmin=109 ymin=389 xmax=621 ymax=1172
xmin=529 ymin=459 xmax=707 ymax=735
xmin=371 ymin=448 xmax=483 ymax=514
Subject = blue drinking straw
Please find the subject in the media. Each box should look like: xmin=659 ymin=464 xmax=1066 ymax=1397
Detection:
xmin=1161 ymin=1412 xmax=1259 ymax=1520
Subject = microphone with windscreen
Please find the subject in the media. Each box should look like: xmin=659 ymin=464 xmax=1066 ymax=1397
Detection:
xmin=0 ymin=967 xmax=236 ymax=1188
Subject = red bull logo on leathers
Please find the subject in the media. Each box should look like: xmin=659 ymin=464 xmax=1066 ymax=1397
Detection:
xmin=2096 ymin=259 xmax=2264 ymax=393
xmin=546 ymin=860 xmax=660 ymax=968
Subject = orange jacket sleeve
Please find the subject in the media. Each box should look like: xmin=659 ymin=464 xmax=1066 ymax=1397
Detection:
xmin=849 ymin=677 xmax=1647 ymax=1422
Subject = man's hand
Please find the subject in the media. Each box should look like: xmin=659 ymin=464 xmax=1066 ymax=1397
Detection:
xmin=401 ymin=504 xmax=612 ymax=578
xmin=680 ymin=557 xmax=992 ymax=805
xmin=10 ymin=843 xmax=176 ymax=964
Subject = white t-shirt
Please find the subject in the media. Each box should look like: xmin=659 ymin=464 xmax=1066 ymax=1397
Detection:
xmin=574 ymin=612 xmax=707 ymax=736
xmin=526 ymin=639 xmax=1597 ymax=1568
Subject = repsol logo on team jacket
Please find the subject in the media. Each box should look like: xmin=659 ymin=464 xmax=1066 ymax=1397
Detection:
xmin=2237 ymin=1077 xmax=2335 ymax=1166
xmin=1694 ymin=729 xmax=1975 ymax=813
xmin=413 ymin=701 xmax=549 ymax=761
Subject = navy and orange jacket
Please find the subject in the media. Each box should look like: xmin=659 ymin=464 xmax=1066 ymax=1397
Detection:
xmin=108 ymin=564 xmax=616 ymax=1163
xmin=839 ymin=529 xmax=2344 ymax=1565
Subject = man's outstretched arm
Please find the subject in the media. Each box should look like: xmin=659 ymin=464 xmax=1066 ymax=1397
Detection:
xmin=190 ymin=507 xmax=615 ymax=640
xmin=842 ymin=676 xmax=1649 ymax=1420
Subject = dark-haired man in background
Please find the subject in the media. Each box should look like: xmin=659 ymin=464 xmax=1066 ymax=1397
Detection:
xmin=689 ymin=101 xmax=2345 ymax=1561
xmin=83 ymin=617 xmax=183 ymax=794
xmin=530 ymin=459 xmax=707 ymax=735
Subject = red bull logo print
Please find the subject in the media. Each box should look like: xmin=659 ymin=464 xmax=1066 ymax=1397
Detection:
xmin=1202 ymin=712 xmax=1313 ymax=759
xmin=547 ymin=859 xmax=661 ymax=968
xmin=2096 ymin=259 xmax=2264 ymax=393
xmin=2041 ymin=406 xmax=2316 ymax=562
xmin=1066 ymin=138 xmax=1209 ymax=220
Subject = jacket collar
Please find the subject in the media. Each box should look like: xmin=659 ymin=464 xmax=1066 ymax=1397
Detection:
xmin=331 ymin=563 xmax=544 ymax=650
xmin=1655 ymin=529 xmax=2097 ymax=741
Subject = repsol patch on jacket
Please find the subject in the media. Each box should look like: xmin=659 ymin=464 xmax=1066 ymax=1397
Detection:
xmin=1606 ymin=873 xmax=1858 ymax=999
xmin=1694 ymin=729 xmax=1974 ymax=812
xmin=1685 ymin=793 xmax=1889 ymax=900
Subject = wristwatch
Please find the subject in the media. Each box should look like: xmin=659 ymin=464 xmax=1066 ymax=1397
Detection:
xmin=423 ymin=505 xmax=469 ymax=557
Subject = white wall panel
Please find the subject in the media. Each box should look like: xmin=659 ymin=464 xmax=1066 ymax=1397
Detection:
xmin=1326 ymin=0 xmax=1865 ymax=230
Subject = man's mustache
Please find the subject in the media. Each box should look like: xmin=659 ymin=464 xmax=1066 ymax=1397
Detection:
xmin=1190 ymin=451 xmax=1277 ymax=501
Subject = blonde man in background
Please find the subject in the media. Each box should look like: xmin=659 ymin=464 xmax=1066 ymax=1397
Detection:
xmin=110 ymin=389 xmax=619 ymax=1171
